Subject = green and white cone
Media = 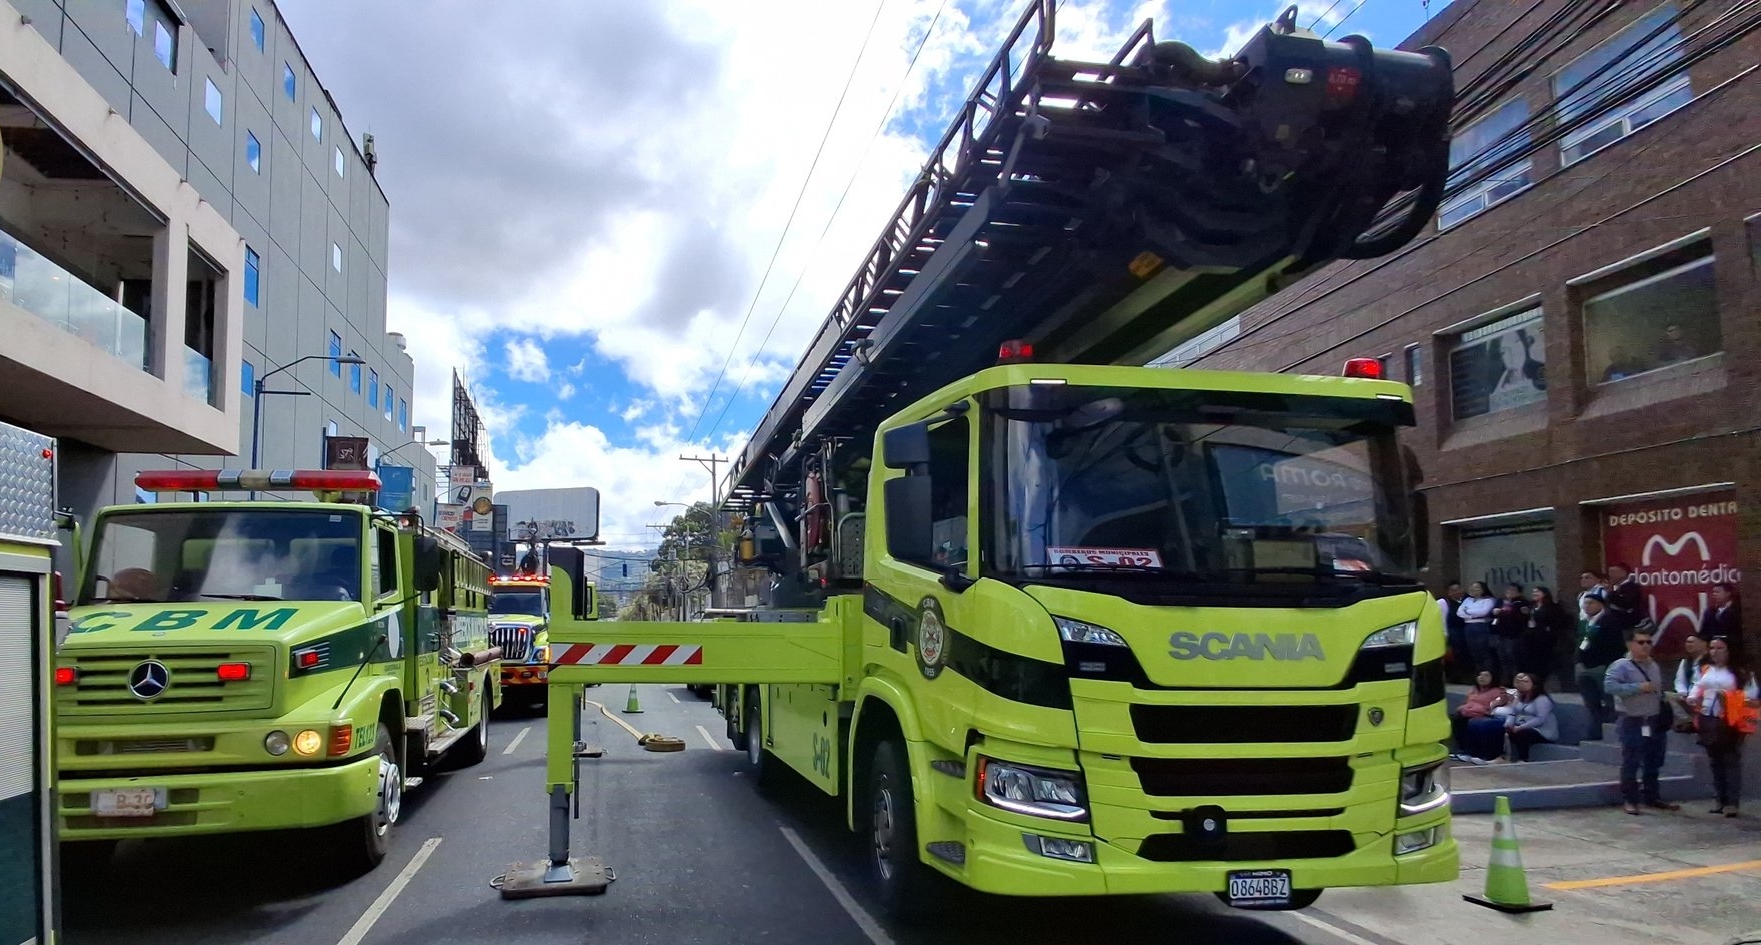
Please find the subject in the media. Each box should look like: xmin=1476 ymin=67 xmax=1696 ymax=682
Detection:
xmin=1465 ymin=795 xmax=1552 ymax=913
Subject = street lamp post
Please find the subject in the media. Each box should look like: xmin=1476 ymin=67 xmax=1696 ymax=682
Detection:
xmin=248 ymin=353 xmax=364 ymax=499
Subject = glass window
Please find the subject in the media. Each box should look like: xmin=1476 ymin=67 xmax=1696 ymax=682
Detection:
xmin=1438 ymin=99 xmax=1532 ymax=230
xmin=244 ymin=246 xmax=260 ymax=306
xmin=1404 ymin=344 xmax=1423 ymax=386
xmin=1554 ymin=3 xmax=1691 ymax=166
xmin=398 ymin=399 xmax=408 ymax=432
xmin=1585 ymin=249 xmax=1718 ymax=384
xmin=331 ymin=243 xmax=342 ymax=273
xmin=369 ymin=370 xmax=380 ymax=408
xmin=1449 ymin=306 xmax=1546 ymax=421
xmin=249 ymin=8 xmax=265 ymax=52
xmin=334 ymin=147 xmax=345 ymax=179
xmin=921 ymin=416 xmax=970 ymax=568
xmin=310 ymin=107 xmax=323 ymax=142
xmin=1376 ymin=353 xmax=1392 ymax=379
xmin=328 ymin=331 xmax=342 ymax=375
xmin=374 ymin=526 xmax=398 ymax=599
xmin=242 ymin=359 xmax=255 ymax=395
xmin=349 ymin=351 xmax=362 ymax=393
xmin=384 ymin=385 xmax=394 ymax=421
xmin=78 ymin=508 xmax=364 ymax=605
xmin=154 ymin=19 xmax=175 ymax=70
xmin=204 ymin=78 xmax=223 ymax=124
xmin=127 ymin=0 xmax=145 ymax=34
xmin=245 ymin=131 xmax=261 ymax=173
xmin=1155 ymin=316 xmax=1241 ymax=368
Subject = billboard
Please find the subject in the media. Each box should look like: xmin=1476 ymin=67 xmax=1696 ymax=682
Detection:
xmin=435 ymin=503 xmax=464 ymax=531
xmin=1601 ymin=491 xmax=1739 ymax=659
xmin=376 ymin=464 xmax=415 ymax=513
xmin=498 ymin=487 xmax=601 ymax=542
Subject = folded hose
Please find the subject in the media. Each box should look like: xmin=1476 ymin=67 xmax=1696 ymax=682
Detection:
xmin=583 ymin=698 xmax=686 ymax=752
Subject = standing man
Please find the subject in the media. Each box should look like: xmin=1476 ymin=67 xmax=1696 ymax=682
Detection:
xmin=1439 ymin=581 xmax=1467 ymax=682
xmin=1605 ymin=626 xmax=1679 ymax=815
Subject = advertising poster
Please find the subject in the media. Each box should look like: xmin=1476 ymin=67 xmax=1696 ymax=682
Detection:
xmin=1600 ymin=491 xmax=1739 ymax=658
xmin=375 ymin=464 xmax=415 ymax=513
xmin=1459 ymin=519 xmax=1556 ymax=594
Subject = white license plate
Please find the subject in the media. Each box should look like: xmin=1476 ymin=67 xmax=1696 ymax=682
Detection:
xmin=92 ymin=788 xmax=162 ymax=818
xmin=1227 ymin=869 xmax=1292 ymax=907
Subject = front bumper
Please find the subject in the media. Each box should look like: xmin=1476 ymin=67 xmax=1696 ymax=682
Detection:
xmin=57 ymin=754 xmax=382 ymax=840
xmin=501 ymin=665 xmax=549 ymax=688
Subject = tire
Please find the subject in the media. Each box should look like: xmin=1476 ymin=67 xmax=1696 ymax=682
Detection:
xmin=728 ymin=687 xmax=750 ymax=752
xmin=1217 ymin=888 xmax=1323 ymax=911
xmin=867 ymin=739 xmax=943 ymax=921
xmin=453 ymin=685 xmax=491 ymax=768
xmin=339 ymin=723 xmax=400 ymax=874
xmin=743 ymin=691 xmax=777 ymax=790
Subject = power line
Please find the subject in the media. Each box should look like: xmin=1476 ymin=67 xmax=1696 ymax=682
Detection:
xmin=677 ymin=0 xmax=891 ymax=452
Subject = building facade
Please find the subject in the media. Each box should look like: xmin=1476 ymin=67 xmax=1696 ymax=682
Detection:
xmin=1177 ymin=0 xmax=1757 ymax=659
xmin=0 ymin=0 xmax=436 ymax=523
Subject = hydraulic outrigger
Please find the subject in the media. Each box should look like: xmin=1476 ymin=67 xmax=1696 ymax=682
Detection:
xmin=502 ymin=1 xmax=1455 ymax=907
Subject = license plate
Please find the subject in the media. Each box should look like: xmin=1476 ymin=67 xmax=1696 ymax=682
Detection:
xmin=1226 ymin=869 xmax=1292 ymax=907
xmin=92 ymin=788 xmax=162 ymax=818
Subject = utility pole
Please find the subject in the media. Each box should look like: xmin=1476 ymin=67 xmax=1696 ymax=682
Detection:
xmin=679 ymin=453 xmax=728 ymax=610
xmin=678 ymin=453 xmax=727 ymax=506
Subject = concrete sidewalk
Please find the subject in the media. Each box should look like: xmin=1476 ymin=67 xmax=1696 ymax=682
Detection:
xmin=1310 ymin=803 xmax=1761 ymax=945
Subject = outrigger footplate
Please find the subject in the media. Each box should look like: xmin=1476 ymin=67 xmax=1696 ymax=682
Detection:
xmin=498 ymin=857 xmax=614 ymax=899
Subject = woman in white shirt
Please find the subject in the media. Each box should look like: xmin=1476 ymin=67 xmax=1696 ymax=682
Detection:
xmin=1687 ymin=636 xmax=1760 ymax=817
xmin=1457 ymin=582 xmax=1497 ymax=681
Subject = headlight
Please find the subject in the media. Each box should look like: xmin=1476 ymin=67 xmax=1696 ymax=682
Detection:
xmin=530 ymin=645 xmax=549 ymax=664
xmin=293 ymin=729 xmax=324 ymax=756
xmin=977 ymin=756 xmax=1088 ymax=822
xmin=1054 ymin=617 xmax=1127 ymax=647
xmin=264 ymin=730 xmax=290 ymax=756
xmin=1399 ymin=760 xmax=1449 ymax=816
xmin=1362 ymin=621 xmax=1417 ymax=650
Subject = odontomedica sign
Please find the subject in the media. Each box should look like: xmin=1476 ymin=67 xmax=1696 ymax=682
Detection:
xmin=1600 ymin=491 xmax=1739 ymax=660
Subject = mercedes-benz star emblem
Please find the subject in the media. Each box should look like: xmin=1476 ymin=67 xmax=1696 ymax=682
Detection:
xmin=128 ymin=660 xmax=170 ymax=700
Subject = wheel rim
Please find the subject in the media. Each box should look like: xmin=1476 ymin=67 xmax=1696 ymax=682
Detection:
xmin=479 ymin=693 xmax=490 ymax=748
xmin=747 ymin=714 xmax=761 ymax=766
xmin=376 ymin=756 xmax=403 ymax=835
xmin=872 ymin=777 xmax=896 ymax=882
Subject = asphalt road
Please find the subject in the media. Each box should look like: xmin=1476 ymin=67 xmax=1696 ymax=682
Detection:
xmin=58 ymin=684 xmax=1387 ymax=945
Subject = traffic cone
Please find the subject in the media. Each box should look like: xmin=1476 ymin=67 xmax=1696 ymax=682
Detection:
xmin=621 ymin=684 xmax=643 ymax=714
xmin=1464 ymin=795 xmax=1552 ymax=913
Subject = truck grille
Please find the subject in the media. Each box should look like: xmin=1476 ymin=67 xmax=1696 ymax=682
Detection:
xmin=1129 ymin=704 xmax=1358 ymax=744
xmin=56 ymin=647 xmax=276 ymax=715
xmin=1131 ymin=756 xmax=1353 ymax=797
xmin=1137 ymin=829 xmax=1357 ymax=862
xmin=490 ymin=624 xmax=533 ymax=661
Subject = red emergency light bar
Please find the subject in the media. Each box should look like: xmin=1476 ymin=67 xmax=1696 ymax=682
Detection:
xmin=490 ymin=574 xmax=549 ymax=585
xmin=1342 ymin=358 xmax=1384 ymax=379
xmin=135 ymin=469 xmax=382 ymax=493
xmin=998 ymin=339 xmax=1035 ymax=363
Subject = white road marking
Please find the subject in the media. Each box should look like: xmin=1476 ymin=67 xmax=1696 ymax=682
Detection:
xmin=336 ymin=836 xmax=442 ymax=945
xmin=667 ymin=691 xmax=682 ymax=704
xmin=695 ymin=725 xmax=725 ymax=751
xmin=503 ymin=725 xmax=531 ymax=755
xmin=1291 ymin=911 xmax=1384 ymax=945
xmin=778 ymin=826 xmax=896 ymax=945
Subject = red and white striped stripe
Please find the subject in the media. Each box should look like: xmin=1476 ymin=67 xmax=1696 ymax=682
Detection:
xmin=551 ymin=643 xmax=703 ymax=666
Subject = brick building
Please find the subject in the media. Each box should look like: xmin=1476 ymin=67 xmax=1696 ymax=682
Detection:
xmin=1180 ymin=0 xmax=1759 ymax=658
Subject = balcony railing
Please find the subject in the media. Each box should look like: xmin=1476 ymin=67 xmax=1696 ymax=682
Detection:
xmin=183 ymin=347 xmax=214 ymax=405
xmin=0 ymin=228 xmax=147 ymax=370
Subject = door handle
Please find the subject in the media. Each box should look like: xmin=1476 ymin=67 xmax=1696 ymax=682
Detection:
xmin=889 ymin=617 xmax=907 ymax=652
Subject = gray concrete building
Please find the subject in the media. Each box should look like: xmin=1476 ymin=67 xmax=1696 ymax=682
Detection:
xmin=0 ymin=0 xmax=436 ymax=522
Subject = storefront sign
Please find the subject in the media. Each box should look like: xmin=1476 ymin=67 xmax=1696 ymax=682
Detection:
xmin=1459 ymin=519 xmax=1555 ymax=595
xmin=1601 ymin=491 xmax=1739 ymax=658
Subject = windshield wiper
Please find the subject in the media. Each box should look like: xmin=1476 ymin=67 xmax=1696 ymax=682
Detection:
xmin=199 ymin=593 xmax=286 ymax=601
xmin=83 ymin=596 xmax=162 ymax=604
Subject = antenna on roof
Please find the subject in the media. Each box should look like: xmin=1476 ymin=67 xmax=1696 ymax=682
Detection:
xmin=363 ymin=133 xmax=378 ymax=176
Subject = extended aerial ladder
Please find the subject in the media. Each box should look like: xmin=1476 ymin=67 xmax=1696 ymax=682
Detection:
xmin=503 ymin=0 xmax=1454 ymax=900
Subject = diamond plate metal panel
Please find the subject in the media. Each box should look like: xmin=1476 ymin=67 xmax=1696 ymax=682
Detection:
xmin=0 ymin=422 xmax=56 ymax=543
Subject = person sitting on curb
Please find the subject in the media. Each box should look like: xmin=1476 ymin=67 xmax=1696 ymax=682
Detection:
xmin=1605 ymin=626 xmax=1679 ymax=815
xmin=1502 ymin=672 xmax=1557 ymax=763
xmin=1450 ymin=670 xmax=1509 ymax=764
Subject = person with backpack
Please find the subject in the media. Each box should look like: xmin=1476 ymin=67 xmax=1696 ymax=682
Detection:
xmin=1686 ymin=636 xmax=1760 ymax=817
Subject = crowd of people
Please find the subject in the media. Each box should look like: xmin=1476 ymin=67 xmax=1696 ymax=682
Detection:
xmin=1438 ymin=568 xmax=1755 ymax=816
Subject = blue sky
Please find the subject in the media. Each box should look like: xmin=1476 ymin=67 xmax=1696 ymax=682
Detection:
xmin=283 ymin=0 xmax=1439 ymax=547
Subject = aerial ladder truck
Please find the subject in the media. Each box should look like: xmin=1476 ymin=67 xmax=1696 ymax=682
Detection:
xmin=513 ymin=2 xmax=1458 ymax=916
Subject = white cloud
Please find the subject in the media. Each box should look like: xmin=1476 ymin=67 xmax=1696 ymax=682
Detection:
xmin=505 ymin=338 xmax=550 ymax=383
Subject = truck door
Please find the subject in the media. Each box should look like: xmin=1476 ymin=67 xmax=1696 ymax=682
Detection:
xmin=372 ymin=524 xmax=432 ymax=718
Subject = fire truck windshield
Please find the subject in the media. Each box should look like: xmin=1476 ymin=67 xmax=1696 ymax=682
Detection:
xmin=980 ymin=385 xmax=1420 ymax=597
xmin=78 ymin=509 xmax=366 ymax=605
xmin=489 ymin=591 xmax=545 ymax=616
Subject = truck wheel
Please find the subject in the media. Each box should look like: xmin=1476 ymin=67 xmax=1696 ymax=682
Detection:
xmin=453 ymin=686 xmax=491 ymax=768
xmin=743 ymin=691 xmax=776 ymax=790
xmin=867 ymin=739 xmax=941 ymax=921
xmin=339 ymin=723 xmax=400 ymax=874
xmin=728 ymin=687 xmax=750 ymax=752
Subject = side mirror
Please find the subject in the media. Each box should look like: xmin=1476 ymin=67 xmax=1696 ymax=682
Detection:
xmin=1411 ymin=490 xmax=1430 ymax=571
xmin=413 ymin=536 xmax=443 ymax=593
xmin=884 ymin=476 xmax=933 ymax=564
xmin=882 ymin=423 xmax=931 ymax=469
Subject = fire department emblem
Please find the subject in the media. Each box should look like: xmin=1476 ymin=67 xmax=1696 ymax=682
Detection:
xmin=916 ymin=597 xmax=946 ymax=679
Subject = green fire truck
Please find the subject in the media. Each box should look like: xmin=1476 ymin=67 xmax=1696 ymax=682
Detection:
xmin=509 ymin=1 xmax=1459 ymax=917
xmin=53 ymin=468 xmax=501 ymax=874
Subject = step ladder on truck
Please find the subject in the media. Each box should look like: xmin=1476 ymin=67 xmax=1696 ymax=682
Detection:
xmin=510 ymin=1 xmax=1460 ymax=917
xmin=0 ymin=421 xmax=70 ymax=945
